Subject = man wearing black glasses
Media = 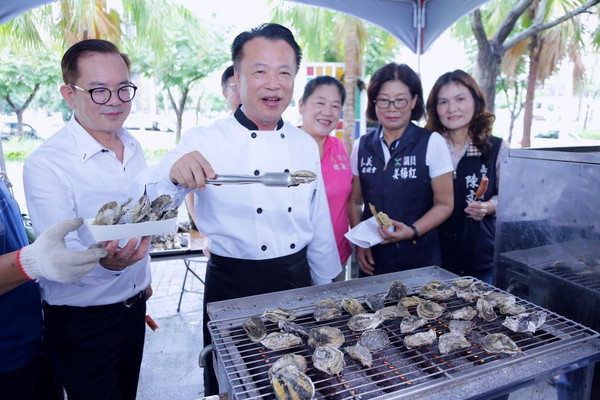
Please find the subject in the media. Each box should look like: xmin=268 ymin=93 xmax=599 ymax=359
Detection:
xmin=23 ymin=39 xmax=151 ymax=400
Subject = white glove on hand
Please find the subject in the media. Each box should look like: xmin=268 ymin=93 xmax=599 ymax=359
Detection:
xmin=18 ymin=218 xmax=108 ymax=283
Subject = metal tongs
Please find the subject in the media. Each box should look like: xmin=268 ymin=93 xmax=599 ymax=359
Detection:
xmin=205 ymin=170 xmax=316 ymax=187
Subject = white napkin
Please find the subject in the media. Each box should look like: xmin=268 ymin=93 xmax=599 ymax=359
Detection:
xmin=345 ymin=216 xmax=394 ymax=248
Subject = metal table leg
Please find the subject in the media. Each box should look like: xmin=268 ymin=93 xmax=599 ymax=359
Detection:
xmin=177 ymin=257 xmax=207 ymax=313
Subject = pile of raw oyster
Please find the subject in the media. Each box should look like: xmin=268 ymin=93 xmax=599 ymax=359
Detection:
xmin=241 ymin=278 xmax=546 ymax=400
xmin=150 ymin=233 xmax=187 ymax=252
xmin=92 ymin=194 xmax=177 ymax=225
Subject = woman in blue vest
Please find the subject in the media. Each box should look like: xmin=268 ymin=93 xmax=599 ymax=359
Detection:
xmin=348 ymin=63 xmax=454 ymax=276
xmin=425 ymin=70 xmax=508 ymax=284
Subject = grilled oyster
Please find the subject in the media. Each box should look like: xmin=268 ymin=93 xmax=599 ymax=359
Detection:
xmin=398 ymin=296 xmax=424 ymax=308
xmin=384 ymin=280 xmax=408 ymax=301
xmin=271 ymin=365 xmax=315 ymax=400
xmin=242 ymin=316 xmax=267 ymax=342
xmin=365 ymin=294 xmax=385 ymax=311
xmin=476 ymin=298 xmax=498 ymax=322
xmin=455 ymin=290 xmax=480 ymax=303
xmin=404 ymin=329 xmax=437 ymax=349
xmin=416 ymin=300 xmax=446 ymax=320
xmin=400 ymin=315 xmax=428 ymax=333
xmin=261 ymin=332 xmax=303 ymax=351
xmin=341 ymin=297 xmax=366 ymax=316
xmin=502 ymin=311 xmax=547 ymax=333
xmin=308 ymin=326 xmax=345 ymax=348
xmin=344 ymin=344 xmax=373 ymax=367
xmin=448 ymin=320 xmax=474 ymax=336
xmin=313 ymin=300 xmax=342 ymax=322
xmin=93 ymin=201 xmax=120 ymax=225
xmin=470 ymin=282 xmax=492 ymax=297
xmin=481 ymin=333 xmax=521 ymax=354
xmin=446 ymin=306 xmax=477 ymax=321
xmin=499 ymin=303 xmax=527 ymax=316
xmin=312 ymin=345 xmax=345 ymax=375
xmin=290 ymin=170 xmax=317 ymax=186
xmin=148 ymin=194 xmax=176 ymax=221
xmin=438 ymin=332 xmax=472 ymax=355
xmin=376 ymin=305 xmax=410 ymax=320
xmin=279 ymin=320 xmax=310 ymax=339
xmin=125 ymin=194 xmax=151 ymax=223
xmin=263 ymin=308 xmax=296 ymax=323
xmin=485 ymin=292 xmax=516 ymax=308
xmin=451 ymin=278 xmax=474 ymax=292
xmin=420 ymin=280 xmax=455 ymax=301
xmin=268 ymin=354 xmax=308 ymax=378
xmin=347 ymin=313 xmax=384 ymax=331
xmin=358 ymin=329 xmax=390 ymax=352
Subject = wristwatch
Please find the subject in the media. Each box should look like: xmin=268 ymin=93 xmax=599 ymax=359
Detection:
xmin=409 ymin=224 xmax=419 ymax=244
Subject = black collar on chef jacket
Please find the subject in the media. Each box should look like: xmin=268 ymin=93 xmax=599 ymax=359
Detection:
xmin=234 ymin=105 xmax=284 ymax=131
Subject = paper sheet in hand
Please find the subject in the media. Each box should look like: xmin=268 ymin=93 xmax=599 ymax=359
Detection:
xmin=345 ymin=216 xmax=393 ymax=248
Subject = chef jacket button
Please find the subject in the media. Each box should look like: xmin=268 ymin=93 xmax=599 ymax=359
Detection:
xmin=251 ymin=132 xmax=257 ymax=138
xmin=257 ymin=208 xmax=262 ymax=214
xmin=280 ymin=133 xmax=285 ymax=139
xmin=254 ymin=170 xmax=260 ymax=176
xmin=284 ymin=169 xmax=290 ymax=173
xmin=288 ymin=207 xmax=292 ymax=212
xmin=261 ymin=245 xmax=267 ymax=251
xmin=290 ymin=243 xmax=296 ymax=249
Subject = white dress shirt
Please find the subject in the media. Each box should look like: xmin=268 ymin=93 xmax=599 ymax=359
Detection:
xmin=23 ymin=117 xmax=150 ymax=306
xmin=141 ymin=115 xmax=341 ymax=284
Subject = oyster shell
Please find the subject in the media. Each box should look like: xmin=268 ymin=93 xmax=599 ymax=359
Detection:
xmin=420 ymin=280 xmax=455 ymax=301
xmin=470 ymin=282 xmax=492 ymax=297
xmin=263 ymin=308 xmax=296 ymax=323
xmin=416 ymin=300 xmax=446 ymax=320
xmin=404 ymin=329 xmax=437 ymax=349
xmin=314 ymin=300 xmax=342 ymax=322
xmin=480 ymin=333 xmax=521 ymax=354
xmin=384 ymin=280 xmax=408 ymax=301
xmin=125 ymin=194 xmax=151 ymax=223
xmin=93 ymin=201 xmax=120 ymax=225
xmin=499 ymin=303 xmax=527 ymax=316
xmin=358 ymin=329 xmax=390 ymax=352
xmin=261 ymin=332 xmax=303 ymax=351
xmin=455 ymin=290 xmax=480 ymax=303
xmin=451 ymin=278 xmax=474 ymax=292
xmin=347 ymin=313 xmax=384 ymax=331
xmin=448 ymin=320 xmax=474 ymax=336
xmin=341 ymin=297 xmax=366 ymax=316
xmin=398 ymin=296 xmax=424 ymax=308
xmin=376 ymin=305 xmax=410 ymax=320
xmin=308 ymin=326 xmax=345 ymax=348
xmin=400 ymin=315 xmax=428 ymax=333
xmin=476 ymin=298 xmax=498 ymax=322
xmin=312 ymin=345 xmax=345 ymax=375
xmin=279 ymin=320 xmax=310 ymax=339
xmin=290 ymin=170 xmax=317 ymax=186
xmin=242 ymin=316 xmax=267 ymax=342
xmin=365 ymin=294 xmax=385 ymax=311
xmin=502 ymin=311 xmax=547 ymax=333
xmin=446 ymin=306 xmax=477 ymax=321
xmin=438 ymin=332 xmax=472 ymax=355
xmin=485 ymin=292 xmax=516 ymax=308
xmin=268 ymin=354 xmax=308 ymax=378
xmin=271 ymin=365 xmax=315 ymax=400
xmin=344 ymin=344 xmax=373 ymax=367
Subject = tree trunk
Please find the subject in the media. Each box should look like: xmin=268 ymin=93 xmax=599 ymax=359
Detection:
xmin=342 ymin=26 xmax=359 ymax=158
xmin=521 ymin=36 xmax=540 ymax=148
xmin=475 ymin=44 xmax=502 ymax=113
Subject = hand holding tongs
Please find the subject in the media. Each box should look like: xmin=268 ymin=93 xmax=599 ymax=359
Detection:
xmin=205 ymin=170 xmax=316 ymax=187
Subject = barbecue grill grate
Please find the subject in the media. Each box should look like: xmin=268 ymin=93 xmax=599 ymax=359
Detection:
xmin=208 ymin=278 xmax=599 ymax=400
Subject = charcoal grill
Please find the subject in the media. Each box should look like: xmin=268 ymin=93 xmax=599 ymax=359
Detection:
xmin=206 ymin=266 xmax=600 ymax=400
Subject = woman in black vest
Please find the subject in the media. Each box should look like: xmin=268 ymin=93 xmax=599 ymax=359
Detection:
xmin=425 ymin=70 xmax=509 ymax=284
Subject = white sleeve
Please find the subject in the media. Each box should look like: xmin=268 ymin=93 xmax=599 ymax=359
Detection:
xmin=425 ymin=132 xmax=454 ymax=178
xmin=350 ymin=137 xmax=361 ymax=176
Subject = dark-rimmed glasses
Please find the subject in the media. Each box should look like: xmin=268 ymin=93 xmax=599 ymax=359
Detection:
xmin=374 ymin=98 xmax=410 ymax=110
xmin=68 ymin=83 xmax=137 ymax=105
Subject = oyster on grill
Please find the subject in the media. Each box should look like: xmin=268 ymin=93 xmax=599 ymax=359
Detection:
xmin=416 ymin=300 xmax=446 ymax=320
xmin=312 ymin=345 xmax=346 ymax=375
xmin=384 ymin=280 xmax=408 ymax=301
xmin=438 ymin=332 xmax=472 ymax=355
xmin=485 ymin=292 xmax=516 ymax=308
xmin=347 ymin=313 xmax=384 ymax=331
xmin=365 ymin=294 xmax=385 ymax=311
xmin=261 ymin=332 xmax=303 ymax=351
xmin=499 ymin=303 xmax=527 ymax=316
xmin=502 ymin=311 xmax=547 ymax=333
xmin=455 ymin=290 xmax=480 ymax=303
xmin=480 ymin=333 xmax=521 ymax=354
xmin=446 ymin=306 xmax=477 ymax=321
xmin=404 ymin=329 xmax=437 ymax=349
xmin=451 ymin=278 xmax=474 ymax=292
xmin=470 ymin=282 xmax=493 ymax=297
xmin=358 ymin=328 xmax=390 ymax=352
xmin=376 ymin=305 xmax=410 ymax=320
xmin=448 ymin=320 xmax=474 ymax=336
xmin=400 ymin=315 xmax=428 ymax=333
xmin=279 ymin=320 xmax=310 ymax=339
xmin=271 ymin=365 xmax=315 ymax=400
xmin=341 ymin=297 xmax=366 ymax=316
xmin=263 ymin=308 xmax=296 ymax=323
xmin=398 ymin=296 xmax=424 ymax=308
xmin=308 ymin=326 xmax=345 ymax=348
xmin=344 ymin=344 xmax=373 ymax=367
xmin=476 ymin=298 xmax=498 ymax=322
xmin=242 ymin=316 xmax=267 ymax=342
xmin=268 ymin=354 xmax=308 ymax=378
xmin=313 ymin=300 xmax=342 ymax=322
xmin=420 ymin=280 xmax=455 ymax=301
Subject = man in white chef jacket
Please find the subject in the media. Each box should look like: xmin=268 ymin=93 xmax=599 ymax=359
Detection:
xmin=142 ymin=23 xmax=340 ymax=395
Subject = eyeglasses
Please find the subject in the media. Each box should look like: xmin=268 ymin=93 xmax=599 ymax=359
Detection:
xmin=68 ymin=83 xmax=137 ymax=105
xmin=374 ymin=98 xmax=410 ymax=109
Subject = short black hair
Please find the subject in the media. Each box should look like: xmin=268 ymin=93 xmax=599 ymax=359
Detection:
xmin=231 ymin=23 xmax=302 ymax=72
xmin=220 ymin=65 xmax=234 ymax=90
xmin=301 ymin=75 xmax=346 ymax=105
xmin=61 ymin=39 xmax=130 ymax=84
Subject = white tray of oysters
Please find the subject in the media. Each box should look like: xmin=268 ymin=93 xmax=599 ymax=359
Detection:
xmin=85 ymin=194 xmax=178 ymax=241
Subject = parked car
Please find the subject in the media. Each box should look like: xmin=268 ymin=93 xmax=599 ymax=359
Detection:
xmin=0 ymin=121 xmax=43 ymax=140
xmin=529 ymin=129 xmax=598 ymax=148
xmin=124 ymin=114 xmax=175 ymax=133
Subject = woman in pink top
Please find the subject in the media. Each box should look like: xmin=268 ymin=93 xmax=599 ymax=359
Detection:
xmin=299 ymin=76 xmax=353 ymax=280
